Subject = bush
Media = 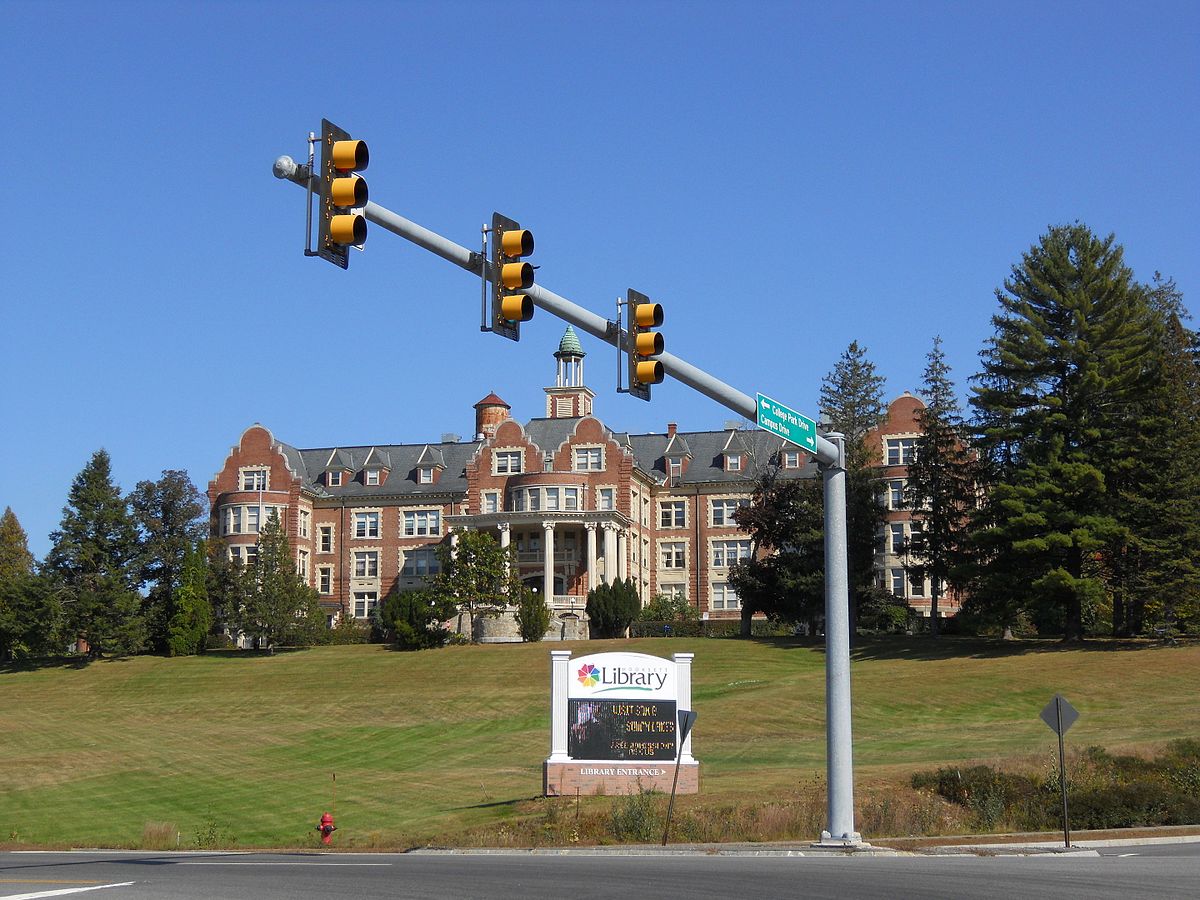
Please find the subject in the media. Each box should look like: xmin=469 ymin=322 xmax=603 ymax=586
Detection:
xmin=327 ymin=615 xmax=372 ymax=645
xmin=586 ymin=579 xmax=641 ymax=639
xmin=637 ymin=593 xmax=699 ymax=624
xmin=379 ymin=589 xmax=454 ymax=650
xmin=609 ymin=787 xmax=662 ymax=843
xmin=514 ymin=586 xmax=552 ymax=642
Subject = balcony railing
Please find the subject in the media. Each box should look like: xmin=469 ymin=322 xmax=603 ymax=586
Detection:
xmin=515 ymin=550 xmax=579 ymax=564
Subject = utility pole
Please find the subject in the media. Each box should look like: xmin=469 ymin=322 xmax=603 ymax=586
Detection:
xmin=272 ymin=151 xmax=862 ymax=845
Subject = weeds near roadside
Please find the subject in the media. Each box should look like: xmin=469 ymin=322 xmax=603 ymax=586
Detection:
xmin=140 ymin=821 xmax=180 ymax=850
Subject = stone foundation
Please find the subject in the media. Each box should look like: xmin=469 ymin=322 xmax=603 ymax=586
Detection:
xmin=544 ymin=760 xmax=698 ymax=796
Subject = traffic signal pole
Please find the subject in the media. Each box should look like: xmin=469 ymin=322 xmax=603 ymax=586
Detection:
xmin=273 ymin=154 xmax=861 ymax=845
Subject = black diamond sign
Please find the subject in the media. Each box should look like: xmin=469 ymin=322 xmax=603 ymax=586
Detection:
xmin=1040 ymin=694 xmax=1079 ymax=736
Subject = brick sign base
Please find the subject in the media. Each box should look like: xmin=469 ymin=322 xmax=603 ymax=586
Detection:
xmin=544 ymin=761 xmax=699 ymax=796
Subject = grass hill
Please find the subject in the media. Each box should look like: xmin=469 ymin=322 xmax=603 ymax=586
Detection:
xmin=2 ymin=636 xmax=1197 ymax=848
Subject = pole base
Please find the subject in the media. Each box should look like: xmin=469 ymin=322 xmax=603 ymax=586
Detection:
xmin=817 ymin=830 xmax=864 ymax=847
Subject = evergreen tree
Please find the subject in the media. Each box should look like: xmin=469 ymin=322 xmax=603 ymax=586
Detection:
xmin=1107 ymin=275 xmax=1200 ymax=634
xmin=166 ymin=542 xmax=212 ymax=656
xmin=0 ymin=571 xmax=64 ymax=659
xmin=902 ymin=337 xmax=976 ymax=636
xmin=514 ymin=584 xmax=552 ymax=642
xmin=44 ymin=450 xmax=145 ymax=657
xmin=729 ymin=468 xmax=824 ymax=636
xmin=585 ymin=578 xmax=641 ymax=639
xmin=819 ymin=341 xmax=888 ymax=631
xmin=129 ymin=470 xmax=208 ymax=652
xmin=205 ymin=537 xmax=246 ymax=639
xmin=968 ymin=224 xmax=1158 ymax=640
xmin=430 ymin=529 xmax=519 ymax=640
xmin=0 ymin=506 xmax=35 ymax=581
xmin=378 ymin=588 xmax=455 ymax=649
xmin=238 ymin=512 xmax=323 ymax=652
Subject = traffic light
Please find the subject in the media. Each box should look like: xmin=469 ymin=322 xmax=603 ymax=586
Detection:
xmin=627 ymin=288 xmax=664 ymax=401
xmin=490 ymin=212 xmax=535 ymax=341
xmin=316 ymin=119 xmax=369 ymax=269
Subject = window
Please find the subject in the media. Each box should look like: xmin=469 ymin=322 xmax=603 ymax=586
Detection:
xmin=328 ymin=470 xmax=343 ymax=487
xmin=886 ymin=438 xmax=917 ymax=466
xmin=726 ymin=454 xmax=742 ymax=472
xmin=229 ymin=545 xmax=243 ymax=564
xmin=495 ymin=450 xmax=522 ymax=474
xmin=909 ymin=572 xmax=926 ymax=597
xmin=318 ymin=525 xmax=333 ymax=554
xmin=482 ymin=491 xmax=500 ymax=514
xmin=782 ymin=450 xmax=800 ymax=469
xmin=225 ymin=506 xmax=242 ymax=535
xmin=241 ymin=469 xmax=268 ymax=491
xmin=598 ymin=488 xmax=615 ymax=511
xmin=890 ymin=568 xmax=906 ymax=596
xmin=318 ymin=566 xmax=333 ymax=595
xmin=402 ymin=548 xmax=440 ymax=577
xmin=711 ymin=582 xmax=740 ymax=610
xmin=296 ymin=550 xmax=309 ymax=579
xmin=418 ymin=466 xmax=434 ymax=484
xmin=543 ymin=452 xmax=555 ymax=472
xmin=352 ymin=591 xmax=378 ymax=619
xmin=508 ymin=490 xmax=525 ymax=512
xmin=530 ymin=488 xmax=545 ymax=512
xmin=711 ymin=498 xmax=748 ymax=527
xmin=243 ymin=545 xmax=258 ymax=566
xmin=889 ymin=480 xmax=904 ymax=510
xmin=299 ymin=509 xmax=310 ymax=539
xmin=712 ymin=540 xmax=751 ymax=568
xmin=353 ymin=551 xmax=378 ymax=578
xmin=661 ymin=583 xmax=686 ymax=601
xmin=354 ymin=511 xmax=380 ymax=539
xmin=660 ymin=542 xmax=686 ymax=569
xmin=365 ymin=469 xmax=380 ymax=486
xmin=668 ymin=458 xmax=682 ymax=480
xmin=574 ymin=447 xmax=603 ymax=471
xmin=890 ymin=524 xmax=906 ymax=554
xmin=563 ymin=487 xmax=580 ymax=511
xmin=660 ymin=500 xmax=686 ymax=528
xmin=247 ymin=505 xmax=260 ymax=534
xmin=403 ymin=509 xmax=441 ymax=537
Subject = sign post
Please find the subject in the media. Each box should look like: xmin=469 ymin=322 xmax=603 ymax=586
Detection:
xmin=1040 ymin=693 xmax=1079 ymax=848
xmin=662 ymin=710 xmax=697 ymax=846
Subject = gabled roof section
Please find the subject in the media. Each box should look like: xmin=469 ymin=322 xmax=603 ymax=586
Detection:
xmin=415 ymin=445 xmax=446 ymax=468
xmin=323 ymin=448 xmax=353 ymax=471
xmin=664 ymin=431 xmax=693 ymax=457
xmin=363 ymin=447 xmax=392 ymax=470
xmin=720 ymin=429 xmax=753 ymax=455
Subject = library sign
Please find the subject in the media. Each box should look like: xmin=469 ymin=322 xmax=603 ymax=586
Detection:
xmin=544 ymin=650 xmax=698 ymax=796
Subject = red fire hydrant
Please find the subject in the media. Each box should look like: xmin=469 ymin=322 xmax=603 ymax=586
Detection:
xmin=316 ymin=812 xmax=337 ymax=845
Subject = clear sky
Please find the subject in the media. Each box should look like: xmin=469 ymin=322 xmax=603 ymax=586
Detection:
xmin=2 ymin=1 xmax=1197 ymax=559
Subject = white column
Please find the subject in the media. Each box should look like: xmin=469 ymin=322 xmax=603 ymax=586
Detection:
xmin=543 ymin=522 xmax=555 ymax=605
xmin=549 ymin=650 xmax=571 ymax=761
xmin=602 ymin=524 xmax=617 ymax=584
xmin=499 ymin=523 xmax=511 ymax=580
xmin=585 ymin=523 xmax=598 ymax=592
xmin=674 ymin=652 xmax=696 ymax=763
xmin=617 ymin=529 xmax=628 ymax=582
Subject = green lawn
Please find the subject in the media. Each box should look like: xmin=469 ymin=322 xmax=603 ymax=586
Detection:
xmin=2 ymin=636 xmax=1197 ymax=848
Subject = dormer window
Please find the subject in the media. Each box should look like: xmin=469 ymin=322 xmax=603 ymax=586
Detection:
xmin=328 ymin=471 xmax=343 ymax=487
xmin=418 ymin=466 xmax=434 ymax=484
xmin=782 ymin=450 xmax=800 ymax=469
xmin=668 ymin=458 xmax=682 ymax=480
xmin=726 ymin=454 xmax=743 ymax=472
xmin=365 ymin=469 xmax=380 ymax=486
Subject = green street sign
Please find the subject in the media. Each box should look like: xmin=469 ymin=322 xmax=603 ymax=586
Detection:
xmin=756 ymin=393 xmax=817 ymax=453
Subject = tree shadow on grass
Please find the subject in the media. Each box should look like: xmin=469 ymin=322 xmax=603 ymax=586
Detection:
xmin=748 ymin=634 xmax=1190 ymax=662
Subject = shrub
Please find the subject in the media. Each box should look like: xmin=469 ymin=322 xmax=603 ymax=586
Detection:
xmin=610 ymin=787 xmax=662 ymax=843
xmin=637 ymin=593 xmax=699 ymax=624
xmin=514 ymin=586 xmax=552 ymax=642
xmin=586 ymin=579 xmax=641 ymax=639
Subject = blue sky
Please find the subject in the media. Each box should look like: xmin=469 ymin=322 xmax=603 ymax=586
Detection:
xmin=2 ymin=1 xmax=1197 ymax=558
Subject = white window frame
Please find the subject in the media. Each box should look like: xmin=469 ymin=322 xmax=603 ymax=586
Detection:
xmin=573 ymin=446 xmax=604 ymax=472
xmin=318 ymin=524 xmax=334 ymax=554
xmin=298 ymin=508 xmax=310 ymax=539
xmin=659 ymin=500 xmax=686 ymax=529
xmin=889 ymin=480 xmax=905 ymax=510
xmin=597 ymin=487 xmax=616 ymax=511
xmin=353 ymin=510 xmax=381 ymax=540
xmin=403 ymin=508 xmax=441 ymax=537
xmin=712 ymin=539 xmax=751 ymax=568
xmin=365 ymin=469 xmax=381 ymax=486
xmin=494 ymin=449 xmax=523 ymax=475
xmin=418 ymin=466 xmax=434 ymax=484
xmin=890 ymin=568 xmax=906 ymax=597
xmin=711 ymin=498 xmax=747 ymax=527
xmin=240 ymin=468 xmax=268 ymax=492
xmin=564 ymin=486 xmax=580 ymax=511
xmin=782 ymin=450 xmax=800 ymax=469
xmin=353 ymin=550 xmax=379 ymax=578
xmin=482 ymin=491 xmax=500 ymax=514
xmin=886 ymin=437 xmax=917 ymax=466
xmin=296 ymin=549 xmax=309 ymax=579
xmin=352 ymin=591 xmax=378 ymax=620
xmin=726 ymin=453 xmax=742 ymax=472
xmin=710 ymin=582 xmax=740 ymax=610
xmin=327 ymin=470 xmax=343 ymax=487
xmin=318 ymin=566 xmax=333 ymax=595
xmin=660 ymin=541 xmax=686 ymax=569
xmin=401 ymin=547 xmax=440 ymax=578
xmin=890 ymin=523 xmax=906 ymax=554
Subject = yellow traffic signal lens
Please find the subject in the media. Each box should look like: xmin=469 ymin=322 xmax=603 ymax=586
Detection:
xmin=501 ymin=261 xmax=534 ymax=290
xmin=635 ymin=360 xmax=665 ymax=384
xmin=331 ymin=139 xmax=369 ymax=172
xmin=634 ymin=302 xmax=664 ymax=328
xmin=501 ymin=229 xmax=534 ymax=258
xmin=500 ymin=294 xmax=534 ymax=322
xmin=635 ymin=331 xmax=664 ymax=356
xmin=330 ymin=175 xmax=368 ymax=208
xmin=330 ymin=212 xmax=367 ymax=245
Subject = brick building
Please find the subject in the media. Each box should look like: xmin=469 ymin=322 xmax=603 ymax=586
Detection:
xmin=208 ymin=328 xmax=950 ymax=635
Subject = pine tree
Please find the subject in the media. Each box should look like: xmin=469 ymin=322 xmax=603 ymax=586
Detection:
xmin=238 ymin=512 xmax=323 ymax=652
xmin=44 ymin=450 xmax=145 ymax=657
xmin=585 ymin=578 xmax=641 ymax=639
xmin=968 ymin=224 xmax=1158 ymax=640
xmin=903 ymin=337 xmax=976 ymax=636
xmin=0 ymin=506 xmax=35 ymax=581
xmin=819 ymin=341 xmax=888 ymax=630
xmin=729 ymin=468 xmax=824 ymax=636
xmin=129 ymin=470 xmax=208 ymax=652
xmin=166 ymin=542 xmax=212 ymax=656
xmin=431 ymin=529 xmax=519 ymax=640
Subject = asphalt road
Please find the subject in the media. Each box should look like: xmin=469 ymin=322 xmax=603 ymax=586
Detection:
xmin=2 ymin=846 xmax=1197 ymax=900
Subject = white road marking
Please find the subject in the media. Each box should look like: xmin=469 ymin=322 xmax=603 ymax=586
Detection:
xmin=1117 ymin=852 xmax=1139 ymax=857
xmin=2 ymin=883 xmax=136 ymax=900
xmin=177 ymin=861 xmax=391 ymax=866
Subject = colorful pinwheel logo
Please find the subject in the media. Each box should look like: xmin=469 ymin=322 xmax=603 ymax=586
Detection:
xmin=577 ymin=663 xmax=599 ymax=688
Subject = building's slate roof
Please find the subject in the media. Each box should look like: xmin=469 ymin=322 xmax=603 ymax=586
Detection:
xmin=279 ymin=440 xmax=483 ymax=500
